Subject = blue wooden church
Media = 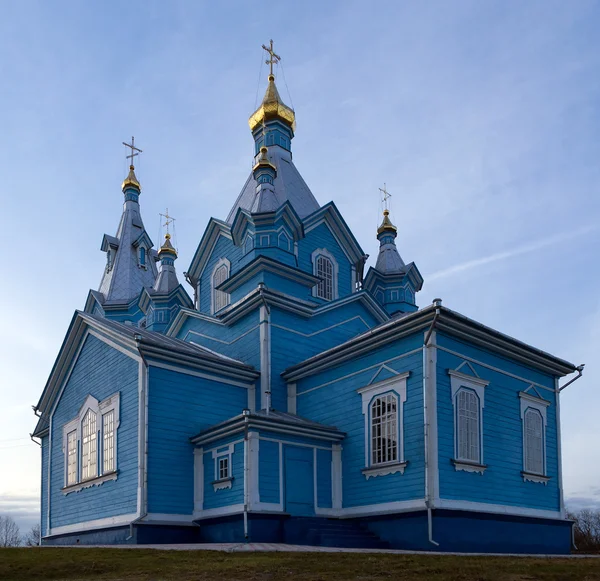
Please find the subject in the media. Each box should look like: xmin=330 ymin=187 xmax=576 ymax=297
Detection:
xmin=33 ymin=46 xmax=582 ymax=554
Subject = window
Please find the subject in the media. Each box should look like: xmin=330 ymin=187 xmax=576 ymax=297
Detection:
xmin=81 ymin=409 xmax=97 ymax=481
xmin=106 ymin=250 xmax=113 ymax=272
xmin=218 ymin=456 xmax=229 ymax=480
xmin=312 ymin=249 xmax=338 ymax=301
xmin=62 ymin=393 xmax=120 ymax=491
xmin=456 ymin=389 xmax=480 ymax=463
xmin=519 ymin=392 xmax=549 ymax=483
xmin=358 ymin=373 xmax=409 ymax=479
xmin=66 ymin=431 xmax=77 ymax=486
xmin=212 ymin=259 xmax=230 ymax=314
xmin=449 ymin=370 xmax=489 ymax=473
xmin=139 ymin=246 xmax=146 ymax=267
xmin=371 ymin=394 xmax=398 ymax=465
xmin=103 ymin=411 xmax=115 ymax=474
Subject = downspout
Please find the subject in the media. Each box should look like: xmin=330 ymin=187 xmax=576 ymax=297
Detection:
xmin=559 ymin=364 xmax=584 ymax=391
xmin=243 ymin=409 xmax=250 ymax=540
xmin=258 ymin=284 xmax=271 ymax=412
xmin=127 ymin=334 xmax=149 ymax=541
xmin=424 ymin=299 xmax=442 ymax=547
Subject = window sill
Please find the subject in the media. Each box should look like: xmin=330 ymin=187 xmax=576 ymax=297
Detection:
xmin=522 ymin=471 xmax=550 ymax=485
xmin=452 ymin=459 xmax=487 ymax=474
xmin=212 ymin=477 xmax=234 ymax=491
xmin=62 ymin=470 xmax=118 ymax=495
xmin=362 ymin=461 xmax=408 ymax=480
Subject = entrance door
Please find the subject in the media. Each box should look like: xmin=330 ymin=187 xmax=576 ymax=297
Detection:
xmin=284 ymin=445 xmax=314 ymax=516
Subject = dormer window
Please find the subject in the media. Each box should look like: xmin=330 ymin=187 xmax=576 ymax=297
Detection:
xmin=106 ymin=250 xmax=113 ymax=273
xmin=312 ymin=248 xmax=338 ymax=301
xmin=212 ymin=258 xmax=231 ymax=314
xmin=139 ymin=246 xmax=146 ymax=268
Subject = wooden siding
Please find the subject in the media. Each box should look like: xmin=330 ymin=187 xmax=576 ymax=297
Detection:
xmin=436 ymin=333 xmax=560 ymax=512
xmin=202 ymin=442 xmax=244 ymax=509
xmin=259 ymin=439 xmax=280 ymax=504
xmin=49 ymin=334 xmax=139 ymax=529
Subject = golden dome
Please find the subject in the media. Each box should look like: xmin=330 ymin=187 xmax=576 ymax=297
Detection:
xmin=122 ymin=165 xmax=141 ymax=192
xmin=377 ymin=210 xmax=398 ymax=235
xmin=158 ymin=233 xmax=177 ymax=258
xmin=248 ymin=74 xmax=296 ymax=132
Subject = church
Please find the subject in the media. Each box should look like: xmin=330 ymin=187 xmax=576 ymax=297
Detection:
xmin=32 ymin=43 xmax=582 ymax=554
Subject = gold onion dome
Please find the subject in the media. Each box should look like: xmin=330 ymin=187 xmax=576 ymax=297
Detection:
xmin=158 ymin=233 xmax=177 ymax=257
xmin=248 ymin=74 xmax=296 ymax=132
xmin=253 ymin=146 xmax=276 ymax=172
xmin=122 ymin=165 xmax=141 ymax=191
xmin=377 ymin=210 xmax=398 ymax=235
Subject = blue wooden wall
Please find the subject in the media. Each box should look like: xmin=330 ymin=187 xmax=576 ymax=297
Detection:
xmin=296 ymin=332 xmax=425 ymax=509
xmin=436 ymin=333 xmax=560 ymax=512
xmin=146 ymin=366 xmax=249 ymax=515
xmin=49 ymin=334 xmax=139 ymax=530
xmin=202 ymin=441 xmax=245 ymax=510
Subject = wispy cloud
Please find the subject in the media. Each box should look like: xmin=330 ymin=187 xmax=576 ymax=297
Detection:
xmin=427 ymin=225 xmax=598 ymax=282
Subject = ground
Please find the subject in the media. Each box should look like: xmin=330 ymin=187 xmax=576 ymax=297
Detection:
xmin=1 ymin=547 xmax=600 ymax=581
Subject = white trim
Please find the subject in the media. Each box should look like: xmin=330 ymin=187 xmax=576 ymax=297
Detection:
xmin=297 ymin=348 xmax=422 ymax=397
xmin=259 ymin=305 xmax=271 ymax=409
xmin=287 ymin=383 xmax=296 ymax=414
xmin=424 ymin=329 xmax=440 ymax=506
xmin=555 ymin=377 xmax=565 ymax=518
xmin=362 ymin=462 xmax=407 ymax=479
xmin=148 ymin=361 xmax=253 ymax=389
xmin=211 ymin=443 xmax=234 ymax=490
xmin=358 ymin=373 xmax=409 ymax=473
xmin=211 ymin=258 xmax=231 ymax=314
xmin=519 ymin=392 xmax=549 ymax=479
xmin=311 ymin=248 xmax=339 ymax=301
xmin=193 ymin=504 xmax=245 ymax=520
xmin=522 ymin=472 xmax=550 ymax=485
xmin=449 ymin=370 xmax=488 ymax=465
xmin=248 ymin=383 xmax=257 ymax=412
xmin=313 ymin=448 xmax=318 ymax=510
xmin=436 ymin=499 xmax=562 ymax=521
xmin=87 ymin=329 xmax=142 ymax=363
xmin=258 ymin=436 xmax=333 ymax=451
xmin=143 ymin=513 xmax=196 ymax=525
xmin=248 ymin=431 xmax=260 ymax=508
xmin=193 ymin=448 xmax=204 ymax=512
xmin=452 ymin=460 xmax=487 ymax=474
xmin=271 ymin=316 xmax=371 ymax=339
xmin=332 ymin=444 xmax=342 ymax=510
xmin=252 ymin=502 xmax=284 ymax=512
xmin=439 ymin=346 xmax=555 ymax=393
xmin=213 ymin=477 xmax=233 ymax=491
xmin=48 ymin=512 xmax=137 ymax=536
xmin=339 ymin=499 xmax=426 ymax=518
xmin=62 ymin=471 xmax=118 ymax=494
xmin=279 ymin=442 xmax=284 ymax=507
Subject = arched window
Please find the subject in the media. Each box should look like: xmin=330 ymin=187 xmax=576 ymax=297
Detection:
xmin=212 ymin=259 xmax=230 ymax=314
xmin=81 ymin=409 xmax=97 ymax=481
xmin=456 ymin=389 xmax=480 ymax=463
xmin=139 ymin=246 xmax=146 ymax=266
xmin=524 ymin=408 xmax=544 ymax=475
xmin=371 ymin=393 xmax=398 ymax=465
xmin=312 ymin=249 xmax=338 ymax=301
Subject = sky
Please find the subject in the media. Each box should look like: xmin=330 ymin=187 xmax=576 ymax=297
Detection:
xmin=0 ymin=0 xmax=599 ymax=533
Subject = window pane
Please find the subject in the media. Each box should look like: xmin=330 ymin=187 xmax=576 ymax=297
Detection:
xmin=81 ymin=410 xmax=97 ymax=480
xmin=524 ymin=409 xmax=543 ymax=474
xmin=213 ymin=264 xmax=230 ymax=312
xmin=103 ymin=410 xmax=115 ymax=474
xmin=371 ymin=394 xmax=398 ymax=465
xmin=67 ymin=430 xmax=77 ymax=485
xmin=316 ymin=256 xmax=334 ymax=300
xmin=219 ymin=457 xmax=229 ymax=480
xmin=457 ymin=390 xmax=479 ymax=463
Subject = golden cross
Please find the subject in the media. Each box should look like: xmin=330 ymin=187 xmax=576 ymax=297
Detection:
xmin=160 ymin=208 xmax=175 ymax=235
xmin=262 ymin=39 xmax=280 ymax=76
xmin=379 ymin=183 xmax=392 ymax=210
xmin=122 ymin=136 xmax=142 ymax=167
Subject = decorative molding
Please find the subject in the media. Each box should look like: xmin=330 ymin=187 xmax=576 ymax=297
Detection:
xmin=193 ymin=503 xmax=245 ymax=520
xmin=435 ymin=499 xmax=562 ymax=521
xmin=212 ymin=477 xmax=234 ymax=491
xmin=47 ymin=512 xmax=137 ymax=537
xmin=522 ymin=471 xmax=551 ymax=485
xmin=452 ymin=459 xmax=487 ymax=474
xmin=311 ymin=248 xmax=339 ymax=301
xmin=362 ymin=461 xmax=407 ymax=479
xmin=62 ymin=470 xmax=118 ymax=495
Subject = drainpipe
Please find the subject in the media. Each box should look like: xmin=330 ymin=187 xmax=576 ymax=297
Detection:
xmin=559 ymin=365 xmax=585 ymax=391
xmin=243 ymin=409 xmax=250 ymax=540
xmin=424 ymin=299 xmax=442 ymax=547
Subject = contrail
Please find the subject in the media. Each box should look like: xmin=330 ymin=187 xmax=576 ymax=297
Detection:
xmin=427 ymin=224 xmax=598 ymax=282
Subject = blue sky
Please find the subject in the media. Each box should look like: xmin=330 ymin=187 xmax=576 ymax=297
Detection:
xmin=0 ymin=0 xmax=599 ymax=532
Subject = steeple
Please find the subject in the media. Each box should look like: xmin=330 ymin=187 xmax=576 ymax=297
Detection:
xmin=375 ymin=210 xmax=406 ymax=274
xmin=153 ymin=233 xmax=180 ymax=294
xmin=97 ymin=138 xmax=158 ymax=306
xmin=226 ymin=41 xmax=320 ymax=222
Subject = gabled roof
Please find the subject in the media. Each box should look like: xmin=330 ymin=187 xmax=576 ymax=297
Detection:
xmin=226 ymin=147 xmax=320 ymax=223
xmin=186 ymin=218 xmax=232 ymax=284
xmin=282 ymin=303 xmax=579 ymax=382
xmin=32 ymin=311 xmax=258 ymax=437
xmin=190 ymin=409 xmax=345 ymax=447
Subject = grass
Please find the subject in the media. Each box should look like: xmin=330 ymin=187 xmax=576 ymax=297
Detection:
xmin=0 ymin=548 xmax=599 ymax=581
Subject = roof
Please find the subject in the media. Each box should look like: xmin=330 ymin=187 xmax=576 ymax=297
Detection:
xmin=226 ymin=147 xmax=320 ymax=223
xmin=282 ymin=302 xmax=579 ymax=382
xmin=190 ymin=409 xmax=345 ymax=446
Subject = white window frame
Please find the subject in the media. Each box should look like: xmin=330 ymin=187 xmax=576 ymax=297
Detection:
xmin=358 ymin=373 xmax=409 ymax=479
xmin=81 ymin=408 xmax=98 ymax=481
xmin=61 ymin=392 xmax=120 ymax=493
xmin=449 ymin=370 xmax=489 ymax=474
xmin=211 ymin=258 xmax=231 ymax=314
xmin=519 ymin=392 xmax=550 ymax=484
xmin=138 ymin=245 xmax=147 ymax=269
xmin=212 ymin=444 xmax=234 ymax=491
xmin=311 ymin=248 xmax=339 ymax=301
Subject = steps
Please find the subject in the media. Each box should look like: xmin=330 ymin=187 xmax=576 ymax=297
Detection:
xmin=283 ymin=517 xmax=389 ymax=549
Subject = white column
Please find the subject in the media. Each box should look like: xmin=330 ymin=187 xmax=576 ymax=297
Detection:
xmin=287 ymin=383 xmax=296 ymax=414
xmin=259 ymin=305 xmax=271 ymax=410
xmin=332 ymin=444 xmax=343 ymax=510
xmin=247 ymin=431 xmax=260 ymax=509
xmin=193 ymin=448 xmax=204 ymax=515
